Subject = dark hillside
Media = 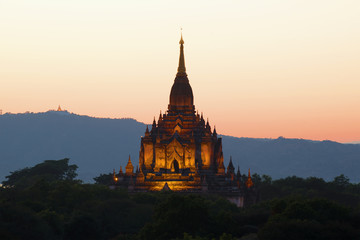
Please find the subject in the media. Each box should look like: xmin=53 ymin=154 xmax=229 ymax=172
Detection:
xmin=1 ymin=112 xmax=359 ymax=182
xmin=222 ymin=136 xmax=360 ymax=181
xmin=0 ymin=112 xmax=144 ymax=182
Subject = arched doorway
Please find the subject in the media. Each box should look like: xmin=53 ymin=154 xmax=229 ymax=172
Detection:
xmin=171 ymin=160 xmax=180 ymax=173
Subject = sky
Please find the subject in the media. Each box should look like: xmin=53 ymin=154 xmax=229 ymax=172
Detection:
xmin=1 ymin=0 xmax=359 ymax=143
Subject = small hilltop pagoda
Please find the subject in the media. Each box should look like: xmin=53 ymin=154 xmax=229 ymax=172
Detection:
xmin=113 ymin=34 xmax=256 ymax=207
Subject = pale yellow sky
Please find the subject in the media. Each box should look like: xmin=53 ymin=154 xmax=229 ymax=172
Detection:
xmin=1 ymin=1 xmax=359 ymax=142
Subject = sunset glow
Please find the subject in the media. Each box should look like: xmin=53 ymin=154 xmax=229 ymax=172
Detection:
xmin=1 ymin=1 xmax=359 ymax=143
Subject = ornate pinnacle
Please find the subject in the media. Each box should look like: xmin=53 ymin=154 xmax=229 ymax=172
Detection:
xmin=237 ymin=166 xmax=241 ymax=178
xmin=145 ymin=125 xmax=150 ymax=137
xmin=246 ymin=168 xmax=254 ymax=188
xmin=152 ymin=117 xmax=156 ymax=128
xmin=159 ymin=110 xmax=162 ymax=121
xmin=177 ymin=33 xmax=187 ymax=77
xmin=179 ymin=33 xmax=184 ymax=44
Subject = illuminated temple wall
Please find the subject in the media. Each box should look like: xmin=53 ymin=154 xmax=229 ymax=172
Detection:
xmin=139 ymin=104 xmax=222 ymax=174
xmin=113 ymin=35 xmax=253 ymax=207
xmin=123 ymin=34 xmax=230 ymax=192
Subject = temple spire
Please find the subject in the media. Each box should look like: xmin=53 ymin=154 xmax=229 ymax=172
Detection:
xmin=125 ymin=155 xmax=134 ymax=175
xmin=236 ymin=166 xmax=241 ymax=180
xmin=246 ymin=168 xmax=254 ymax=188
xmin=177 ymin=33 xmax=187 ymax=77
xmin=158 ymin=110 xmax=162 ymax=122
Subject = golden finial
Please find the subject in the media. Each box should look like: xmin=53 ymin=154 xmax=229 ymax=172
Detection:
xmin=179 ymin=28 xmax=184 ymax=45
xmin=177 ymin=29 xmax=187 ymax=76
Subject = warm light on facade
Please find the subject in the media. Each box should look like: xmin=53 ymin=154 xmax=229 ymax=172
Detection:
xmin=112 ymin=35 xmax=250 ymax=207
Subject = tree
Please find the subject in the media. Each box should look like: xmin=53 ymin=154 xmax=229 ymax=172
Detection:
xmin=332 ymin=174 xmax=350 ymax=188
xmin=2 ymin=158 xmax=78 ymax=188
xmin=93 ymin=173 xmax=113 ymax=185
xmin=251 ymin=173 xmax=262 ymax=185
xmin=261 ymin=175 xmax=272 ymax=185
xmin=258 ymin=198 xmax=358 ymax=240
xmin=140 ymin=194 xmax=211 ymax=240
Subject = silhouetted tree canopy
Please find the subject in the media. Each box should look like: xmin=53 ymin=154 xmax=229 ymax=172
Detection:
xmin=93 ymin=173 xmax=113 ymax=185
xmin=1 ymin=160 xmax=360 ymax=239
xmin=258 ymin=198 xmax=358 ymax=240
xmin=2 ymin=158 xmax=78 ymax=188
xmin=332 ymin=174 xmax=350 ymax=188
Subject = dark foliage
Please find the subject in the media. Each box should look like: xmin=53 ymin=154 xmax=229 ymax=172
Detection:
xmin=94 ymin=173 xmax=114 ymax=185
xmin=2 ymin=158 xmax=78 ymax=188
xmin=258 ymin=198 xmax=359 ymax=240
xmin=1 ymin=160 xmax=360 ymax=239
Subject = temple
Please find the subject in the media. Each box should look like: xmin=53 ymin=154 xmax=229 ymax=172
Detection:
xmin=113 ymin=34 xmax=255 ymax=207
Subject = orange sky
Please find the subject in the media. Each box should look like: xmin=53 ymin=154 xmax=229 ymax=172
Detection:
xmin=1 ymin=1 xmax=359 ymax=143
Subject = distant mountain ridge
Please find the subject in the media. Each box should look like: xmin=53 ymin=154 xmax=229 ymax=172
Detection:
xmin=1 ymin=112 xmax=360 ymax=182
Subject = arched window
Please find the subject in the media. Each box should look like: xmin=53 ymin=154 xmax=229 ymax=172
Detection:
xmin=171 ymin=160 xmax=180 ymax=173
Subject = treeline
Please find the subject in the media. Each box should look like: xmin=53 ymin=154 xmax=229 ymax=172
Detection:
xmin=1 ymin=159 xmax=360 ymax=240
